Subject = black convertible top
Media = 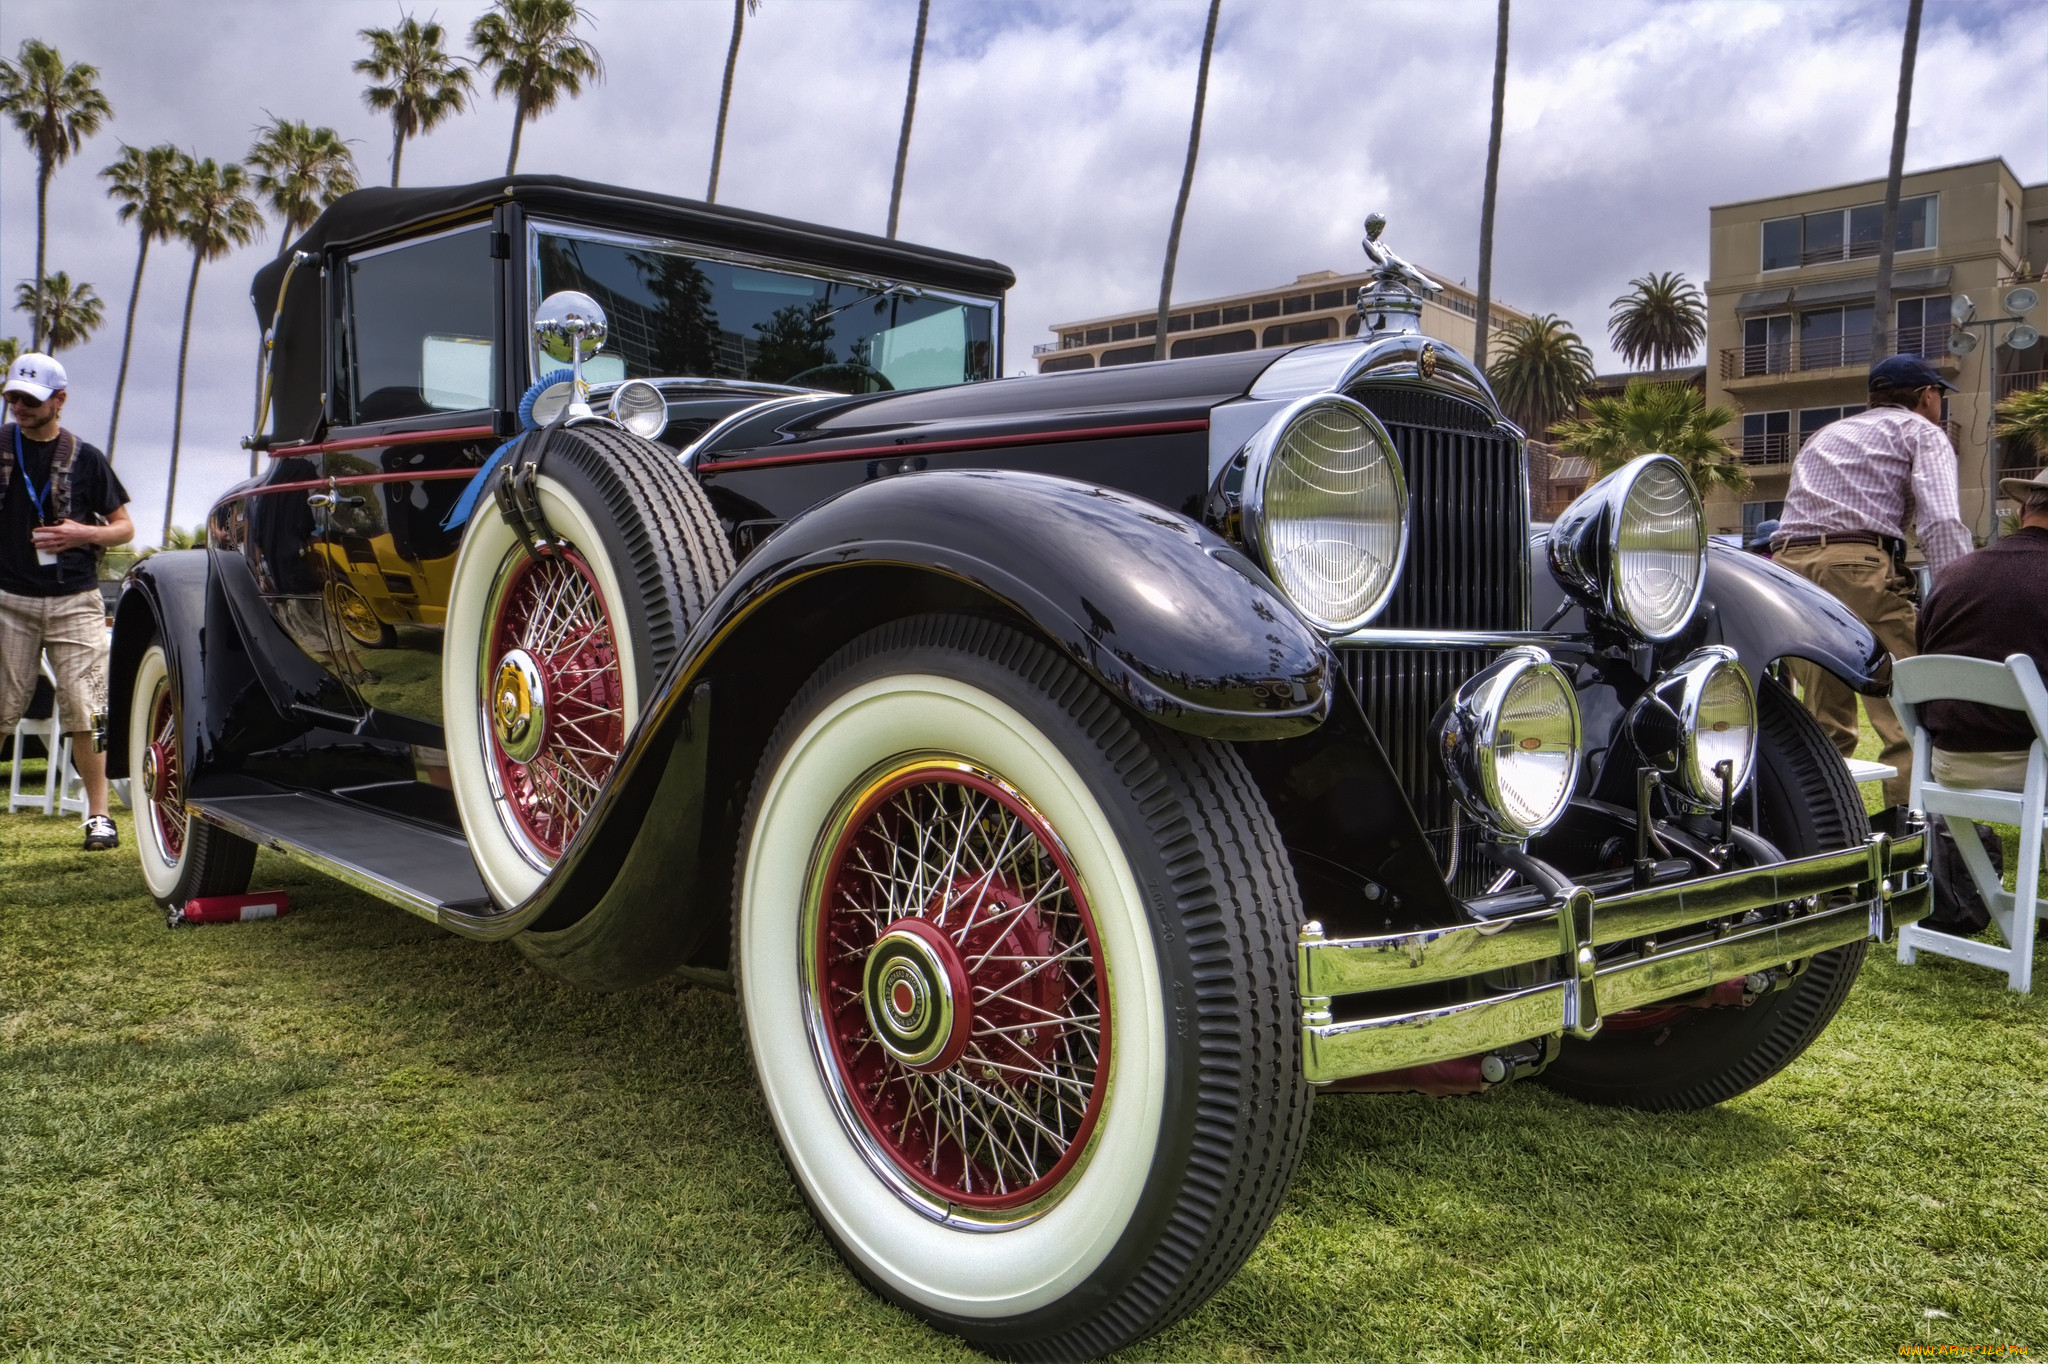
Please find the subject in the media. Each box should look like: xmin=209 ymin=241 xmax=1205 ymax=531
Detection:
xmin=251 ymin=173 xmax=1016 ymax=321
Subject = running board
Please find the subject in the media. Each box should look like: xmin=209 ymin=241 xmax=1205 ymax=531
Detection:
xmin=187 ymin=792 xmax=493 ymax=923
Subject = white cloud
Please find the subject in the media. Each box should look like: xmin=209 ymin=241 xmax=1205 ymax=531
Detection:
xmin=1 ymin=0 xmax=2041 ymax=540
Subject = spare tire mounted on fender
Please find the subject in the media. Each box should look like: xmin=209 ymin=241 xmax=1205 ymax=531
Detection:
xmin=443 ymin=420 xmax=733 ymax=908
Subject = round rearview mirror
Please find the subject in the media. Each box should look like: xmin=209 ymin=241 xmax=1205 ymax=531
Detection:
xmin=533 ymin=290 xmax=608 ymax=363
xmin=2004 ymin=286 xmax=2040 ymax=317
xmin=2010 ymin=323 xmax=2041 ymax=352
xmin=1949 ymin=329 xmax=1979 ymax=356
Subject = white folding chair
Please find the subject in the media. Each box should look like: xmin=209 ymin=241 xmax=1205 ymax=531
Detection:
xmin=1893 ymin=653 xmax=2048 ymax=992
xmin=7 ymin=656 xmax=86 ymax=816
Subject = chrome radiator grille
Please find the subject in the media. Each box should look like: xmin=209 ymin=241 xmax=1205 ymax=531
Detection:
xmin=1342 ymin=387 xmax=1529 ymax=894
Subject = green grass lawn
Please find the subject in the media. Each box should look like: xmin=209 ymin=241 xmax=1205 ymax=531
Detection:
xmin=4 ymin=743 xmax=2045 ymax=1361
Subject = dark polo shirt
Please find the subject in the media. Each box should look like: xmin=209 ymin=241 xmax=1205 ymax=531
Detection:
xmin=1917 ymin=525 xmax=2048 ymax=752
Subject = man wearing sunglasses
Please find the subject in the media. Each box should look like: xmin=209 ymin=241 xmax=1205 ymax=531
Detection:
xmin=1 ymin=353 xmax=133 ymax=850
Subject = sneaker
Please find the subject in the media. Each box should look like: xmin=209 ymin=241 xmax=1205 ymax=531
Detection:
xmin=81 ymin=815 xmax=119 ymax=851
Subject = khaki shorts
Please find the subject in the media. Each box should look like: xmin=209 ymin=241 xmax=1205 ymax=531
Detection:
xmin=0 ymin=587 xmax=110 ymax=736
xmin=1932 ymin=746 xmax=2038 ymax=794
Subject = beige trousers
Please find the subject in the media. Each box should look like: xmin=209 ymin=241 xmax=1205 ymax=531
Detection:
xmin=1775 ymin=541 xmax=1918 ymax=807
xmin=0 ymin=587 xmax=109 ymax=738
xmin=1933 ymin=746 xmax=2036 ymax=794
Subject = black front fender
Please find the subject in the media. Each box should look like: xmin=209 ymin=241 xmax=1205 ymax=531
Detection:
xmin=719 ymin=468 xmax=1332 ymax=740
xmin=107 ymin=551 xmax=209 ymax=780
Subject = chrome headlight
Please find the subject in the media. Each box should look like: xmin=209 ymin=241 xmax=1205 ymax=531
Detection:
xmin=1627 ymin=646 xmax=1757 ymax=809
xmin=607 ymin=379 xmax=668 ymax=439
xmin=1242 ymin=394 xmax=1408 ymax=632
xmin=1437 ymin=646 xmax=1583 ymax=841
xmin=1548 ymin=453 xmax=1706 ymax=642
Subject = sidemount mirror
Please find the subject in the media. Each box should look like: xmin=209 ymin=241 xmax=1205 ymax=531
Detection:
xmin=532 ymin=290 xmax=609 ymax=422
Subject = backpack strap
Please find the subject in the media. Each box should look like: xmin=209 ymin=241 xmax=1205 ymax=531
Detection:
xmin=0 ymin=423 xmax=13 ymax=502
xmin=47 ymin=428 xmax=77 ymax=522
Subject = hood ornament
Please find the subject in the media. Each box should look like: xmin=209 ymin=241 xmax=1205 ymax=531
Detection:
xmin=1357 ymin=213 xmax=1441 ymax=336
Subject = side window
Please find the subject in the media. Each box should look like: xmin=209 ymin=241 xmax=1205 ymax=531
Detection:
xmin=1761 ymin=217 xmax=1800 ymax=270
xmin=341 ymin=224 xmax=496 ymax=425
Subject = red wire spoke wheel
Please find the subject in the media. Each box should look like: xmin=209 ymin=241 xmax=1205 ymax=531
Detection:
xmin=141 ymin=683 xmax=185 ymax=862
xmin=482 ymin=549 xmax=628 ymax=863
xmin=809 ymin=762 xmax=1110 ymax=1213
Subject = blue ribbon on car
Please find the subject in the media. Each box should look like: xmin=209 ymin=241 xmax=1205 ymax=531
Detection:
xmin=440 ymin=369 xmax=577 ymax=532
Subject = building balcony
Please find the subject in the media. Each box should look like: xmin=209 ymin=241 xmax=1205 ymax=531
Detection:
xmin=1718 ymin=327 xmax=1961 ymax=387
xmin=2000 ymin=369 xmax=2044 ymax=401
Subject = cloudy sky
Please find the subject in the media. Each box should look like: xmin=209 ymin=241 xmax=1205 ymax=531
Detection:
xmin=1 ymin=0 xmax=2042 ymax=539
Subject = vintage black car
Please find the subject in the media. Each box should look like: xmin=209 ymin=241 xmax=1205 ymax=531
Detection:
xmin=110 ymin=176 xmax=1930 ymax=1359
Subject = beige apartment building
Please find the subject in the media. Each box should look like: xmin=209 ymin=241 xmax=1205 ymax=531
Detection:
xmin=1036 ymin=267 xmax=1527 ymax=372
xmin=1705 ymin=157 xmax=2047 ymax=544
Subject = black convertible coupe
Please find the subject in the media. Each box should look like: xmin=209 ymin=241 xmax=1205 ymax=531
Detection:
xmin=109 ymin=176 xmax=1929 ymax=1360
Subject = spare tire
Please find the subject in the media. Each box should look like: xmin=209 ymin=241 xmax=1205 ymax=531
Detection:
xmin=443 ymin=420 xmax=732 ymax=909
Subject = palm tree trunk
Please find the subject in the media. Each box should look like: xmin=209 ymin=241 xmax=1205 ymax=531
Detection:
xmin=707 ymin=0 xmax=748 ymax=203
xmin=106 ymin=233 xmax=149 ymax=463
xmin=886 ymin=0 xmax=932 ymax=241
xmin=1870 ymin=0 xmax=1923 ymax=366
xmin=1153 ymin=0 xmax=1222 ymax=362
xmin=391 ymin=126 xmax=405 ymax=188
xmin=33 ymin=155 xmax=52 ymax=350
xmin=507 ymin=95 xmax=527 ymax=175
xmin=164 ymin=252 xmax=202 ymax=547
xmin=1473 ymin=0 xmax=1510 ymax=371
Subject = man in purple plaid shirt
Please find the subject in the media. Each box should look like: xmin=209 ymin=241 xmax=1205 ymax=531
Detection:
xmin=1772 ymin=354 xmax=1972 ymax=807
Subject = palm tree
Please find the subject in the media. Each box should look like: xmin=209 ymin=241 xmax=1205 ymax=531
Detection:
xmin=14 ymin=272 xmax=102 ymax=352
xmin=1608 ymin=272 xmax=1707 ymax=373
xmin=1486 ymin=313 xmax=1593 ymax=435
xmin=1870 ymin=0 xmax=1924 ymax=361
xmin=705 ymin=0 xmax=760 ymax=203
xmin=0 ymin=40 xmax=112 ymax=349
xmin=470 ymin=0 xmax=603 ymax=175
xmin=99 ymin=143 xmax=184 ymax=462
xmin=1549 ymin=378 xmax=1748 ymax=496
xmin=885 ymin=0 xmax=932 ymax=240
xmin=355 ymin=14 xmax=473 ymax=187
xmin=164 ymin=157 xmax=263 ymax=546
xmin=1153 ymin=0 xmax=1223 ymax=361
xmin=0 ymin=338 xmax=18 ymax=365
xmin=247 ymin=118 xmax=359 ymax=258
xmin=1997 ymin=384 xmax=2048 ymax=455
xmin=1472 ymin=0 xmax=1509 ymax=369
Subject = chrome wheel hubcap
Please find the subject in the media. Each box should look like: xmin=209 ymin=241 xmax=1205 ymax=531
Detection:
xmin=491 ymin=648 xmax=547 ymax=764
xmin=863 ymin=919 xmax=973 ymax=1072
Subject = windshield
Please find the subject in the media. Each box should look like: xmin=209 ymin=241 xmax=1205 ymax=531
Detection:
xmin=533 ymin=227 xmax=996 ymax=395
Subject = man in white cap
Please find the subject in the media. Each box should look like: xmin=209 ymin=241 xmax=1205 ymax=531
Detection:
xmin=0 ymin=352 xmax=134 ymax=849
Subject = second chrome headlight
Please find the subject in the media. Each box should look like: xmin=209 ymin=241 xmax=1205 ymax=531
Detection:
xmin=1548 ymin=453 xmax=1706 ymax=642
xmin=1437 ymin=646 xmax=1583 ymax=841
xmin=1627 ymin=646 xmax=1758 ymax=809
xmin=1242 ymin=394 xmax=1408 ymax=633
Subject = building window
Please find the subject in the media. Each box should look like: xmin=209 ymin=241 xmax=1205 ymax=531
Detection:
xmin=1039 ymin=352 xmax=1094 ymax=373
xmin=1168 ymin=314 xmax=1192 ymax=333
xmin=1222 ymin=304 xmax=1251 ymax=324
xmin=1742 ymin=313 xmax=1791 ymax=374
xmin=1798 ymin=305 xmax=1872 ymax=370
xmin=1262 ymin=318 xmax=1337 ymax=348
xmin=1192 ymin=309 xmax=1220 ymax=330
xmin=1281 ymin=293 xmax=1312 ymax=315
xmin=1100 ymin=342 xmax=1157 ymax=366
xmin=1170 ymin=329 xmax=1257 ymax=359
xmin=1346 ymin=286 xmax=1362 ymax=305
xmin=1761 ymin=193 xmax=1936 ymax=269
xmin=1313 ymin=289 xmax=1345 ymax=310
xmin=1060 ymin=332 xmax=1085 ymax=350
xmin=1111 ymin=322 xmax=1137 ymax=342
xmin=1895 ymin=295 xmax=1951 ymax=358
xmin=1138 ymin=318 xmax=1156 ymax=337
xmin=1251 ymin=298 xmax=1281 ymax=320
xmin=1742 ymin=500 xmax=1786 ymax=538
xmin=1741 ymin=410 xmax=1790 ymax=464
xmin=1085 ymin=327 xmax=1109 ymax=345
xmin=1345 ymin=314 xmax=1362 ymax=336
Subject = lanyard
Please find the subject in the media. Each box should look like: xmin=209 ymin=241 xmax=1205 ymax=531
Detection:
xmin=13 ymin=425 xmax=52 ymax=524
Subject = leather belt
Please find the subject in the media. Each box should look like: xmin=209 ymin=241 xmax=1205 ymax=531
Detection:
xmin=1778 ymin=531 xmax=1903 ymax=554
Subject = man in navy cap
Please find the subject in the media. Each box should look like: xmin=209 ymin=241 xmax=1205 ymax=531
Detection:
xmin=1772 ymin=354 xmax=1972 ymax=807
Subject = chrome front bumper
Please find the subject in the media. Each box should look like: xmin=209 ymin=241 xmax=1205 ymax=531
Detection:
xmin=1298 ymin=824 xmax=1930 ymax=1084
